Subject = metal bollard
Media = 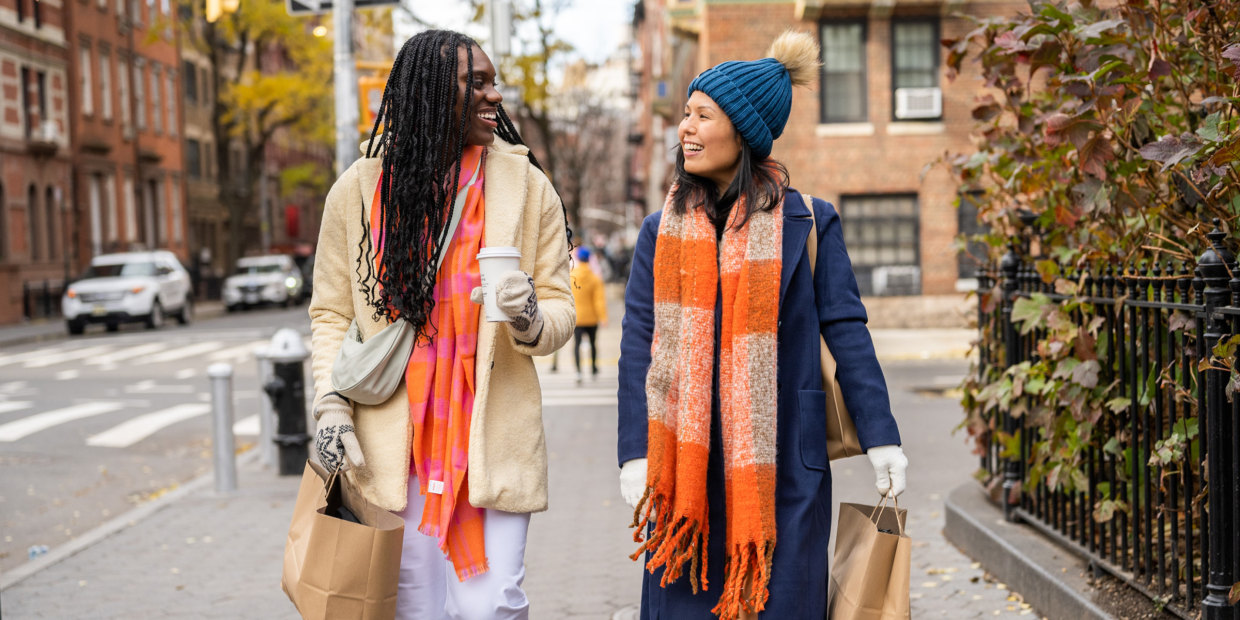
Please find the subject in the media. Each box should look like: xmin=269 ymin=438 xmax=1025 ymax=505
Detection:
xmin=254 ymin=347 xmax=276 ymax=468
xmin=263 ymin=328 xmax=311 ymax=476
xmin=207 ymin=362 xmax=238 ymax=493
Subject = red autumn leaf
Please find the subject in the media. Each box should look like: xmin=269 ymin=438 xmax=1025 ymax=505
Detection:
xmin=1223 ymin=44 xmax=1240 ymax=80
xmin=1139 ymin=133 xmax=1203 ymax=170
xmin=1079 ymin=133 xmax=1116 ymax=178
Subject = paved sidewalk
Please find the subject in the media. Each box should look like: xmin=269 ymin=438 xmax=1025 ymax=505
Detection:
xmin=0 ymin=289 xmax=1035 ymax=619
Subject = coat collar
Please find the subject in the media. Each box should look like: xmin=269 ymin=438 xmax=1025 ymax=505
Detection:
xmin=780 ymin=188 xmax=812 ymax=307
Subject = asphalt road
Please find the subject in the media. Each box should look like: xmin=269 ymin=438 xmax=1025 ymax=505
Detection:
xmin=0 ymin=304 xmax=312 ymax=574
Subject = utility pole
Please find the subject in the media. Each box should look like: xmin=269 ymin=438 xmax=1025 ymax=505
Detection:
xmin=333 ymin=0 xmax=358 ymax=175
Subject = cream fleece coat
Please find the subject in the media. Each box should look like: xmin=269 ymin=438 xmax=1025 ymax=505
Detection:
xmin=308 ymin=138 xmax=574 ymax=513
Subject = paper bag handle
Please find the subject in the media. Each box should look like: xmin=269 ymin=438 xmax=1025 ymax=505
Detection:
xmin=869 ymin=495 xmax=906 ymax=537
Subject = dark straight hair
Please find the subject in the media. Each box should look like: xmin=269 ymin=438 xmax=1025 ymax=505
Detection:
xmin=669 ymin=141 xmax=790 ymax=231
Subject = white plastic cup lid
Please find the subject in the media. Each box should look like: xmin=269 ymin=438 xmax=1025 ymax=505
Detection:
xmin=477 ymin=247 xmax=521 ymax=260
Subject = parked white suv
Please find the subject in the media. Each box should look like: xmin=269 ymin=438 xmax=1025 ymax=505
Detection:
xmin=222 ymin=254 xmax=305 ymax=311
xmin=62 ymin=250 xmax=194 ymax=335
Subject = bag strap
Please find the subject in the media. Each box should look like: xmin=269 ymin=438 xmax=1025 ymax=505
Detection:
xmin=804 ymin=192 xmax=817 ymax=275
xmin=433 ymin=160 xmax=482 ymax=275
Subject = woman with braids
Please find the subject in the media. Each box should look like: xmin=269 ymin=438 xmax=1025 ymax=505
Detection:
xmin=616 ymin=31 xmax=910 ymax=619
xmin=307 ymin=29 xmax=573 ymax=619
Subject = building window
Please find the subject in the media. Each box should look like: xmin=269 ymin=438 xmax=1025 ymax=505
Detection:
xmin=840 ymin=194 xmax=921 ymax=296
xmin=957 ymin=191 xmax=990 ymax=280
xmin=165 ymin=71 xmax=176 ymax=136
xmin=99 ymin=50 xmax=112 ymax=120
xmin=170 ymin=179 xmax=182 ymax=243
xmin=27 ymin=184 xmax=39 ymax=261
xmin=20 ymin=67 xmax=31 ymax=137
xmin=80 ymin=44 xmax=94 ymax=116
xmin=89 ymin=174 xmax=103 ymax=256
xmin=133 ymin=61 xmax=145 ymax=130
xmin=150 ymin=64 xmax=162 ymax=133
xmin=182 ymin=61 xmax=197 ymax=104
xmin=45 ymin=187 xmax=57 ymax=260
xmin=186 ymin=138 xmax=201 ymax=178
xmin=32 ymin=0 xmax=41 ymax=28
xmin=118 ymin=56 xmax=131 ymax=132
xmin=892 ymin=19 xmax=940 ymax=120
xmin=17 ymin=0 xmax=25 ymax=23
xmin=819 ymin=20 xmax=867 ymax=123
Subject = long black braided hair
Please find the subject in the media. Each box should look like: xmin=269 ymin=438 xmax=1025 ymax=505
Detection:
xmin=355 ymin=29 xmax=571 ymax=344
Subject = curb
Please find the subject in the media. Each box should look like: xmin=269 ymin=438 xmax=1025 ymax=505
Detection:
xmin=0 ymin=303 xmax=228 ymax=349
xmin=0 ymin=449 xmax=259 ymax=591
xmin=943 ymin=483 xmax=1111 ymax=620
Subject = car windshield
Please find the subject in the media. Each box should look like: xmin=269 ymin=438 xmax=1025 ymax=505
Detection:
xmin=236 ymin=264 xmax=284 ymax=276
xmin=81 ymin=262 xmax=158 ymax=278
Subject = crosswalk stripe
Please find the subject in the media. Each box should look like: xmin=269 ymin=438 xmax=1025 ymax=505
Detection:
xmin=542 ymin=396 xmax=618 ymax=406
xmin=233 ymin=414 xmax=259 ymax=436
xmin=539 ymin=387 xmax=617 ymax=397
xmin=87 ymin=343 xmax=169 ymax=366
xmin=138 ymin=342 xmax=226 ymax=364
xmin=0 ymin=345 xmax=77 ymax=368
xmin=0 ymin=401 xmax=33 ymax=414
xmin=207 ymin=341 xmax=266 ymax=362
xmin=86 ymin=403 xmax=211 ymax=448
xmin=21 ymin=345 xmax=115 ymax=369
xmin=0 ymin=402 xmax=126 ymax=441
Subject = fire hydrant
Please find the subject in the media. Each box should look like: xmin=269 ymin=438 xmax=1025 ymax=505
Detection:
xmin=264 ymin=328 xmax=311 ymax=475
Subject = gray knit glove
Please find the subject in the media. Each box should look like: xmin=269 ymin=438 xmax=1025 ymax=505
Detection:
xmin=313 ymin=394 xmax=365 ymax=472
xmin=495 ymin=271 xmax=544 ymax=344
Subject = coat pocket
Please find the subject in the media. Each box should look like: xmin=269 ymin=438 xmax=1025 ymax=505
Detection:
xmin=799 ymin=389 xmax=829 ymax=471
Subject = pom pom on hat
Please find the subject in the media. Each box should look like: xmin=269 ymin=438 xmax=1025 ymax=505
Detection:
xmin=767 ymin=30 xmax=821 ymax=88
xmin=687 ymin=30 xmax=821 ymax=159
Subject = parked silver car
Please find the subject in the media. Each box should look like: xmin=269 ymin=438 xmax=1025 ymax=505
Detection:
xmin=62 ymin=251 xmax=194 ymax=335
xmin=222 ymin=254 xmax=305 ymax=311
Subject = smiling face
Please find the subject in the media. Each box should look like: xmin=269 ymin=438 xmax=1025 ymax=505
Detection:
xmin=679 ymin=90 xmax=743 ymax=192
xmin=453 ymin=44 xmax=503 ymax=146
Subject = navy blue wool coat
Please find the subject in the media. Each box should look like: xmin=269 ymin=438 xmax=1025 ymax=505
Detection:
xmin=616 ymin=190 xmax=902 ymax=619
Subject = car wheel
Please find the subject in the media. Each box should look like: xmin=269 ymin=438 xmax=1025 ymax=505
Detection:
xmin=106 ymin=322 xmax=120 ymax=333
xmin=67 ymin=320 xmax=84 ymax=335
xmin=146 ymin=301 xmax=164 ymax=329
xmin=178 ymin=297 xmax=194 ymax=325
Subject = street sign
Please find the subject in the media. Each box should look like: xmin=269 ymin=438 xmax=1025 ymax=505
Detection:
xmin=286 ymin=0 xmax=397 ymax=15
xmin=286 ymin=0 xmax=323 ymax=15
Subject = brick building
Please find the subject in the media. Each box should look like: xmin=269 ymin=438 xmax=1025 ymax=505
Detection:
xmin=0 ymin=0 xmax=73 ymax=323
xmin=67 ymin=0 xmax=188 ymax=264
xmin=631 ymin=0 xmax=1021 ymax=319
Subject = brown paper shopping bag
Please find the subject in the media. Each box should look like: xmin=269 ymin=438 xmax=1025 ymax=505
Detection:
xmin=282 ymin=460 xmax=405 ymax=620
xmin=827 ymin=500 xmax=912 ymax=620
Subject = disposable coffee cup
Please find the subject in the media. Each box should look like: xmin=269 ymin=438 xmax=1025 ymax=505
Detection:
xmin=476 ymin=247 xmax=522 ymax=322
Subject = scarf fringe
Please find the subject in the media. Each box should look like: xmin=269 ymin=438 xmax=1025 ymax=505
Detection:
xmin=629 ymin=486 xmax=711 ymax=594
xmin=454 ymin=562 xmax=490 ymax=582
xmin=709 ymin=541 xmax=776 ymax=620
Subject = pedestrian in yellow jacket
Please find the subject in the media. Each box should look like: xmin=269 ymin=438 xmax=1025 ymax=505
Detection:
xmin=571 ymin=246 xmax=607 ymax=382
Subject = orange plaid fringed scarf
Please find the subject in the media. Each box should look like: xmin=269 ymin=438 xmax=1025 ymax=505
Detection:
xmin=632 ymin=186 xmax=783 ymax=619
xmin=371 ymin=145 xmax=488 ymax=580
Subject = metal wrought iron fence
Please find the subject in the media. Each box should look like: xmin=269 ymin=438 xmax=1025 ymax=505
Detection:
xmin=975 ymin=225 xmax=1239 ymax=619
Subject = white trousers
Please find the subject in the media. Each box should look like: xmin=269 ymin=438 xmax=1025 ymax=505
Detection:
xmin=394 ymin=476 xmax=531 ymax=620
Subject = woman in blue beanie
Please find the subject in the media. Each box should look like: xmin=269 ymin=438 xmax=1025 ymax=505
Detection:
xmin=616 ymin=31 xmax=909 ymax=619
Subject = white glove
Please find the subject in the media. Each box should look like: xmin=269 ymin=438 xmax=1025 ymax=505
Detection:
xmin=867 ymin=445 xmax=908 ymax=498
xmin=494 ymin=271 xmax=544 ymax=344
xmin=619 ymin=458 xmax=648 ymax=508
xmin=313 ymin=394 xmax=365 ymax=472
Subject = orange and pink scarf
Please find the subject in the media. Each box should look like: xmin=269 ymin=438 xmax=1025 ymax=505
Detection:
xmin=633 ymin=185 xmax=784 ymax=619
xmin=370 ymin=145 xmax=489 ymax=580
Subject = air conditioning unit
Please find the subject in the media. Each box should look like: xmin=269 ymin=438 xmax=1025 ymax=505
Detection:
xmin=894 ymin=87 xmax=942 ymax=120
xmin=871 ymin=265 xmax=921 ymax=296
xmin=37 ymin=120 xmax=59 ymax=143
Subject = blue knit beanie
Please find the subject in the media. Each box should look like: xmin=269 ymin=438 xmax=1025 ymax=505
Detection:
xmin=687 ymin=31 xmax=821 ymax=160
xmin=576 ymin=246 xmax=591 ymax=261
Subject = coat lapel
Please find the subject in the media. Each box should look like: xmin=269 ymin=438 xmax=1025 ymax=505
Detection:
xmin=781 ymin=189 xmax=812 ymax=307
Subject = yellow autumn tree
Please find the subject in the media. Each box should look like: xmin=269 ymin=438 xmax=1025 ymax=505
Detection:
xmin=179 ymin=0 xmax=334 ymax=266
